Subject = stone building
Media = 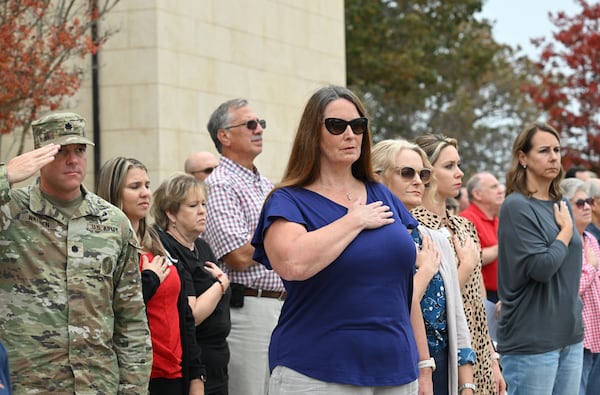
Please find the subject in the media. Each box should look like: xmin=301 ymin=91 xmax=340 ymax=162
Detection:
xmin=34 ymin=0 xmax=346 ymax=186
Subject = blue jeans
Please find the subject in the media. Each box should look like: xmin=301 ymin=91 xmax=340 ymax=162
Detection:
xmin=431 ymin=347 xmax=449 ymax=395
xmin=501 ymin=341 xmax=583 ymax=395
xmin=580 ymin=348 xmax=600 ymax=395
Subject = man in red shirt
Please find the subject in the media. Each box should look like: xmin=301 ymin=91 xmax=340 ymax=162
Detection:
xmin=460 ymin=172 xmax=505 ymax=303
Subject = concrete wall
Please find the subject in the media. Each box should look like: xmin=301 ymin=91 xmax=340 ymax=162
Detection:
xmin=63 ymin=0 xmax=347 ymax=188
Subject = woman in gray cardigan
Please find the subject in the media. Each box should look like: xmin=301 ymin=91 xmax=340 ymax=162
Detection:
xmin=497 ymin=122 xmax=584 ymax=395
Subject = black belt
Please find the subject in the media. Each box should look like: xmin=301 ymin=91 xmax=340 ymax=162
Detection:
xmin=244 ymin=288 xmax=286 ymax=300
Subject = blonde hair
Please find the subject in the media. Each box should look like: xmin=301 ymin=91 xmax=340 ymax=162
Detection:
xmin=371 ymin=138 xmax=434 ymax=186
xmin=96 ymin=157 xmax=165 ymax=256
xmin=152 ymin=173 xmax=206 ymax=230
xmin=414 ymin=133 xmax=459 ymax=201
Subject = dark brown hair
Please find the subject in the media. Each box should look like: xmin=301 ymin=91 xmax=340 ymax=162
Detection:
xmin=505 ymin=122 xmax=563 ymax=200
xmin=276 ymin=85 xmax=375 ymax=192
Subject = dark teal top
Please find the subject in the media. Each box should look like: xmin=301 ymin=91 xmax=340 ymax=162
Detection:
xmin=497 ymin=193 xmax=584 ymax=354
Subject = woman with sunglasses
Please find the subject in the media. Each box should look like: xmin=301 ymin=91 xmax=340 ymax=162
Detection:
xmin=559 ymin=178 xmax=600 ymax=395
xmin=251 ymin=85 xmax=433 ymax=394
xmin=96 ymin=158 xmax=205 ymax=395
xmin=372 ymin=139 xmax=476 ymax=395
xmin=413 ymin=134 xmax=505 ymax=395
xmin=496 ymin=123 xmax=583 ymax=395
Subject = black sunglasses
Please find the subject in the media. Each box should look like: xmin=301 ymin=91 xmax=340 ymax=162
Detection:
xmin=324 ymin=117 xmax=368 ymax=135
xmin=575 ymin=197 xmax=594 ymax=209
xmin=190 ymin=167 xmax=215 ymax=176
xmin=224 ymin=119 xmax=266 ymax=131
xmin=394 ymin=166 xmax=432 ymax=183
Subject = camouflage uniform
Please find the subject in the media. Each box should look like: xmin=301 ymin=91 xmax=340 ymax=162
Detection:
xmin=0 ymin=164 xmax=152 ymax=394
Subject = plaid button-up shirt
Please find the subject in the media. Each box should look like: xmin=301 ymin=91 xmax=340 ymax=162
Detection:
xmin=204 ymin=156 xmax=283 ymax=291
xmin=580 ymin=231 xmax=600 ymax=352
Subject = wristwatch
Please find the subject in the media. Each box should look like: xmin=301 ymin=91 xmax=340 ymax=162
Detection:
xmin=458 ymin=383 xmax=477 ymax=393
xmin=417 ymin=357 xmax=436 ymax=371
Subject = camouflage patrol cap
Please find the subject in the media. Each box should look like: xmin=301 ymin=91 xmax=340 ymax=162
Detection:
xmin=32 ymin=112 xmax=94 ymax=149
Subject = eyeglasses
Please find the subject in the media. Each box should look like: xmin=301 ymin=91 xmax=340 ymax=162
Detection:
xmin=223 ymin=119 xmax=266 ymax=131
xmin=394 ymin=166 xmax=432 ymax=183
xmin=324 ymin=117 xmax=368 ymax=135
xmin=574 ymin=197 xmax=594 ymax=209
xmin=190 ymin=167 xmax=215 ymax=176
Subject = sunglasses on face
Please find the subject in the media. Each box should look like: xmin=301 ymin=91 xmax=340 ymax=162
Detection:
xmin=574 ymin=197 xmax=594 ymax=209
xmin=190 ymin=167 xmax=215 ymax=176
xmin=394 ymin=166 xmax=432 ymax=183
xmin=324 ymin=117 xmax=368 ymax=135
xmin=224 ymin=119 xmax=266 ymax=131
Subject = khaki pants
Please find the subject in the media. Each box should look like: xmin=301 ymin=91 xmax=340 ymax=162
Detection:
xmin=269 ymin=366 xmax=418 ymax=395
xmin=227 ymin=296 xmax=282 ymax=395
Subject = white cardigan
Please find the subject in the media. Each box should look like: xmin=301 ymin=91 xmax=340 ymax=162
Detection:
xmin=418 ymin=225 xmax=472 ymax=395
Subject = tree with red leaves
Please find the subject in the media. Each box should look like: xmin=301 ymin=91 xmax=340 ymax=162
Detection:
xmin=0 ymin=0 xmax=118 ymax=157
xmin=526 ymin=0 xmax=600 ymax=173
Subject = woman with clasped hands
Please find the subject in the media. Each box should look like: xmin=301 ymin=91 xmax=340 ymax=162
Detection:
xmin=251 ymin=85 xmax=433 ymax=395
xmin=413 ymin=134 xmax=505 ymax=395
xmin=96 ymin=158 xmax=205 ymax=395
xmin=152 ymin=174 xmax=232 ymax=395
xmin=372 ymin=139 xmax=476 ymax=395
xmin=559 ymin=178 xmax=600 ymax=395
xmin=497 ymin=123 xmax=584 ymax=395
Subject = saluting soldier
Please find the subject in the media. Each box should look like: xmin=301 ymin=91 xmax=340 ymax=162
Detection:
xmin=0 ymin=112 xmax=152 ymax=394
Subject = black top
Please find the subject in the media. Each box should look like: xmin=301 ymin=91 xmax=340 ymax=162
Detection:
xmin=156 ymin=226 xmax=232 ymax=369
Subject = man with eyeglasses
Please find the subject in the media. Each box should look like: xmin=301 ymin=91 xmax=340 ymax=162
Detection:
xmin=204 ymin=98 xmax=282 ymax=395
xmin=184 ymin=151 xmax=219 ymax=181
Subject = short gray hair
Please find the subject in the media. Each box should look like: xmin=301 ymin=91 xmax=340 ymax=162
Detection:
xmin=206 ymin=98 xmax=248 ymax=153
xmin=560 ymin=178 xmax=586 ymax=200
xmin=585 ymin=180 xmax=600 ymax=198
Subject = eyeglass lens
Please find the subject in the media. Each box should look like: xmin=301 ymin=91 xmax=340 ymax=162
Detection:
xmin=245 ymin=119 xmax=266 ymax=130
xmin=193 ymin=167 xmax=215 ymax=175
xmin=324 ymin=117 xmax=368 ymax=135
xmin=399 ymin=167 xmax=432 ymax=183
xmin=225 ymin=119 xmax=266 ymax=131
xmin=575 ymin=197 xmax=594 ymax=208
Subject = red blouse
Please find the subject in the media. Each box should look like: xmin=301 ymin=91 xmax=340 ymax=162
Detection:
xmin=140 ymin=253 xmax=183 ymax=379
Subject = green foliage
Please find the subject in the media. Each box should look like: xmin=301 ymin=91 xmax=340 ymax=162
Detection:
xmin=346 ymin=0 xmax=540 ymax=179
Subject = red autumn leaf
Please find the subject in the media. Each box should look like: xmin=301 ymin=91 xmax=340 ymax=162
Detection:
xmin=525 ymin=0 xmax=600 ymax=174
xmin=0 ymin=0 xmax=119 ymax=156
